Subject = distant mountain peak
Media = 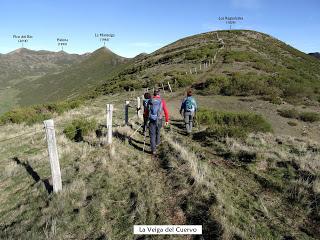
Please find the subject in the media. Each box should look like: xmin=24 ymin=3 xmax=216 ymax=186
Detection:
xmin=8 ymin=47 xmax=33 ymax=55
xmin=309 ymin=52 xmax=320 ymax=60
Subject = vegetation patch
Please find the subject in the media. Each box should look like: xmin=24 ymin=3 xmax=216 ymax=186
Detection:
xmin=278 ymin=108 xmax=320 ymax=122
xmin=197 ymin=108 xmax=272 ymax=132
xmin=0 ymin=99 xmax=82 ymax=125
xmin=63 ymin=118 xmax=97 ymax=141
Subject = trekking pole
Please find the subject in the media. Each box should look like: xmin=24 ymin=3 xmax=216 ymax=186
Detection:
xmin=143 ymin=124 xmax=147 ymax=152
xmin=129 ymin=124 xmax=143 ymax=139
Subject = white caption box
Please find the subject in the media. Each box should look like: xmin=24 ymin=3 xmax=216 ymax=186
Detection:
xmin=134 ymin=225 xmax=202 ymax=235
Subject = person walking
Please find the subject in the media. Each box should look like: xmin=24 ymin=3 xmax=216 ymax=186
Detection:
xmin=147 ymin=89 xmax=169 ymax=155
xmin=180 ymin=89 xmax=197 ymax=134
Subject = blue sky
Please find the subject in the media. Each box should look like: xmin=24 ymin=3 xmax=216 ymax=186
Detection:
xmin=0 ymin=0 xmax=319 ymax=57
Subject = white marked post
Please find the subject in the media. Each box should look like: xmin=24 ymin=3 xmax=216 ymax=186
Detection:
xmin=134 ymin=225 xmax=202 ymax=235
xmin=136 ymin=97 xmax=142 ymax=120
xmin=167 ymin=81 xmax=172 ymax=93
xmin=43 ymin=119 xmax=62 ymax=193
xmin=161 ymin=83 xmax=166 ymax=95
xmin=125 ymin=100 xmax=130 ymax=125
xmin=106 ymin=104 xmax=113 ymax=144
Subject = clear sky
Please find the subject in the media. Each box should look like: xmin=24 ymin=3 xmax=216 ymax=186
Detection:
xmin=0 ymin=0 xmax=319 ymax=57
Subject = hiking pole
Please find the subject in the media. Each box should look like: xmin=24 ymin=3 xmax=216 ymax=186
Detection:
xmin=129 ymin=124 xmax=142 ymax=139
xmin=143 ymin=123 xmax=148 ymax=152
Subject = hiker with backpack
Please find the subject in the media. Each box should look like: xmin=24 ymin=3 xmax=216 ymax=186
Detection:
xmin=180 ymin=89 xmax=197 ymax=134
xmin=147 ymin=89 xmax=169 ymax=155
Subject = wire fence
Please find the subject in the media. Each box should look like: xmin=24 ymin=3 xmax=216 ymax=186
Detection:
xmin=0 ymin=86 xmax=178 ymax=193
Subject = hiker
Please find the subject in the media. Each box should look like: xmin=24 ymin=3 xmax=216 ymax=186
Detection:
xmin=147 ymin=89 xmax=169 ymax=155
xmin=180 ymin=89 xmax=197 ymax=134
xmin=142 ymin=92 xmax=151 ymax=133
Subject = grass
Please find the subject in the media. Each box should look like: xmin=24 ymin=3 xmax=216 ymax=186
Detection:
xmin=0 ymin=99 xmax=82 ymax=125
xmin=196 ymin=108 xmax=272 ymax=137
xmin=0 ymin=91 xmax=320 ymax=239
xmin=159 ymin=129 xmax=320 ymax=239
xmin=63 ymin=118 xmax=97 ymax=141
xmin=278 ymin=108 xmax=320 ymax=122
xmin=2 ymin=28 xmax=320 ymax=239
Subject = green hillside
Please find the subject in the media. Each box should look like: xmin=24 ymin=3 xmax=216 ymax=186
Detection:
xmin=0 ymin=48 xmax=86 ymax=114
xmin=1 ymin=30 xmax=320 ymax=239
xmin=95 ymin=30 xmax=320 ymax=106
xmin=16 ymin=47 xmax=129 ymax=106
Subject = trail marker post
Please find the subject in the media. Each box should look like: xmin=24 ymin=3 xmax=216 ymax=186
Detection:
xmin=125 ymin=101 xmax=130 ymax=125
xmin=106 ymin=104 xmax=113 ymax=144
xmin=167 ymin=81 xmax=172 ymax=92
xmin=136 ymin=97 xmax=142 ymax=120
xmin=43 ymin=119 xmax=62 ymax=193
xmin=161 ymin=83 xmax=166 ymax=95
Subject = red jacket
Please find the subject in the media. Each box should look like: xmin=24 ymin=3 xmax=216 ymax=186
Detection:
xmin=144 ymin=95 xmax=169 ymax=122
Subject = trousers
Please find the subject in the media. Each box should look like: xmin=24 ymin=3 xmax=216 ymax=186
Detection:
xmin=184 ymin=111 xmax=194 ymax=133
xmin=149 ymin=118 xmax=162 ymax=152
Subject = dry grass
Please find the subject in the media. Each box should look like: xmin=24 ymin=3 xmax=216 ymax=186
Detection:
xmin=1 ymin=90 xmax=320 ymax=239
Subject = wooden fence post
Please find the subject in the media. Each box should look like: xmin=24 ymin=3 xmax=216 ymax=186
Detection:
xmin=137 ymin=97 xmax=142 ymax=120
xmin=43 ymin=119 xmax=62 ymax=193
xmin=161 ymin=83 xmax=166 ymax=95
xmin=167 ymin=81 xmax=173 ymax=92
xmin=106 ymin=104 xmax=113 ymax=144
xmin=194 ymin=68 xmax=197 ymax=74
xmin=189 ymin=68 xmax=192 ymax=74
xmin=125 ymin=100 xmax=130 ymax=125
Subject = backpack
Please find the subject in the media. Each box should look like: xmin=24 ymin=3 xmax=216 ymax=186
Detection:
xmin=148 ymin=98 xmax=163 ymax=121
xmin=184 ymin=97 xmax=195 ymax=112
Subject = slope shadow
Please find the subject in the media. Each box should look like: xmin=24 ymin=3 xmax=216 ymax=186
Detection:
xmin=170 ymin=119 xmax=185 ymax=130
xmin=114 ymin=131 xmax=152 ymax=154
xmin=12 ymin=157 xmax=53 ymax=194
xmin=130 ymin=137 xmax=150 ymax=147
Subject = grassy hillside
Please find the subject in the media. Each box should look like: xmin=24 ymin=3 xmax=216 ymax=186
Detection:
xmin=0 ymin=91 xmax=319 ymax=239
xmin=0 ymin=48 xmax=86 ymax=114
xmin=3 ymin=30 xmax=320 ymax=116
xmin=1 ymin=30 xmax=320 ymax=239
xmin=16 ymin=47 xmax=130 ymax=106
xmin=94 ymin=30 xmax=320 ymax=106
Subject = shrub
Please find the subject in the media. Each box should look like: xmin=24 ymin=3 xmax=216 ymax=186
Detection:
xmin=0 ymin=99 xmax=82 ymax=126
xmin=175 ymin=74 xmax=195 ymax=87
xmin=223 ymin=51 xmax=259 ymax=63
xmin=278 ymin=108 xmax=320 ymax=122
xmin=196 ymin=108 xmax=272 ymax=136
xmin=277 ymin=108 xmax=299 ymax=119
xmin=200 ymin=75 xmax=230 ymax=95
xmin=204 ymin=124 xmax=247 ymax=139
xmin=287 ymin=121 xmax=298 ymax=126
xmin=63 ymin=118 xmax=97 ymax=141
xmin=0 ymin=107 xmax=52 ymax=125
xmin=299 ymin=112 xmax=320 ymax=122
